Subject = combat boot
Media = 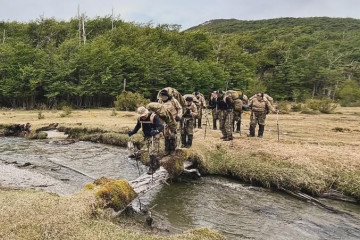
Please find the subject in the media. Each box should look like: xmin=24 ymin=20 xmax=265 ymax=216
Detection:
xmin=181 ymin=134 xmax=187 ymax=148
xmin=147 ymin=155 xmax=160 ymax=175
xmin=186 ymin=135 xmax=193 ymax=148
xmin=247 ymin=126 xmax=255 ymax=137
xmin=169 ymin=138 xmax=176 ymax=154
xmin=236 ymin=121 xmax=241 ymax=133
xmin=258 ymin=124 xmax=265 ymax=138
xmin=213 ymin=119 xmax=217 ymax=130
xmin=198 ymin=119 xmax=202 ymax=129
xmin=164 ymin=138 xmax=170 ymax=155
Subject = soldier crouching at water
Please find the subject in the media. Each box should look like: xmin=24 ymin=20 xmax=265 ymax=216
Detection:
xmin=181 ymin=97 xmax=198 ymax=148
xmin=128 ymin=106 xmax=164 ymax=174
xmin=248 ymin=93 xmax=275 ymax=138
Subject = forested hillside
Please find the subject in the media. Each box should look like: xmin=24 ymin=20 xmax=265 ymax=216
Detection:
xmin=1 ymin=16 xmax=360 ymax=108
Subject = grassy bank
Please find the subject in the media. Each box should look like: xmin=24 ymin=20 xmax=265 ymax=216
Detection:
xmin=1 ymin=107 xmax=360 ymax=238
xmin=193 ymin=107 xmax=360 ymax=200
xmin=0 ymin=187 xmax=224 ymax=240
xmin=1 ymin=107 xmax=360 ymax=200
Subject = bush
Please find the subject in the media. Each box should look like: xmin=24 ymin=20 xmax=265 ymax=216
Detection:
xmin=110 ymin=108 xmax=118 ymax=116
xmin=114 ymin=92 xmax=149 ymax=111
xmin=38 ymin=111 xmax=45 ymax=119
xmin=291 ymin=103 xmax=304 ymax=112
xmin=305 ymin=99 xmax=337 ymax=114
xmin=277 ymin=101 xmax=291 ymax=114
xmin=337 ymin=80 xmax=360 ymax=107
xmin=60 ymin=106 xmax=72 ymax=117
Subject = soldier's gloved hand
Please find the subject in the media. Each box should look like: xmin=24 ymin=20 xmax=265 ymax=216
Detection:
xmin=128 ymin=131 xmax=134 ymax=137
xmin=150 ymin=130 xmax=159 ymax=136
xmin=175 ymin=116 xmax=181 ymax=122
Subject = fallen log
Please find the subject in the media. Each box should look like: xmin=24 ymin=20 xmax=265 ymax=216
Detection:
xmin=109 ymin=149 xmax=200 ymax=217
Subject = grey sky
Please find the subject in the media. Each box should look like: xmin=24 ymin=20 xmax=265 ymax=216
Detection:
xmin=1 ymin=0 xmax=359 ymax=30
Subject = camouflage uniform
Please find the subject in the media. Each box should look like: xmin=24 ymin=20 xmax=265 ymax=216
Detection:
xmin=248 ymin=95 xmax=275 ymax=137
xmin=233 ymin=98 xmax=243 ymax=133
xmin=217 ymin=93 xmax=234 ymax=141
xmin=193 ymin=92 xmax=206 ymax=129
xmin=128 ymin=109 xmax=163 ymax=174
xmin=180 ymin=102 xmax=198 ymax=148
xmin=158 ymin=96 xmax=183 ymax=154
xmin=209 ymin=95 xmax=218 ymax=130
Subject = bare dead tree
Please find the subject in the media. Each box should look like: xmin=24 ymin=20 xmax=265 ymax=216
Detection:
xmin=2 ymin=29 xmax=5 ymax=44
xmin=78 ymin=5 xmax=81 ymax=46
xmin=82 ymin=13 xmax=86 ymax=44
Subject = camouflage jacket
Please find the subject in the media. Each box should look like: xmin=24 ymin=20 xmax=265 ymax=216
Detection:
xmin=158 ymin=97 xmax=183 ymax=118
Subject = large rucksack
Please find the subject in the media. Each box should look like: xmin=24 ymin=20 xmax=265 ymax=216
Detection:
xmin=225 ymin=90 xmax=239 ymax=102
xmin=234 ymin=99 xmax=243 ymax=112
xmin=146 ymin=102 xmax=177 ymax=133
xmin=183 ymin=94 xmax=199 ymax=104
xmin=157 ymin=87 xmax=186 ymax=107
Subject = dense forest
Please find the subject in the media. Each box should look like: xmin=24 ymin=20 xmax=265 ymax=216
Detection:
xmin=1 ymin=16 xmax=360 ymax=109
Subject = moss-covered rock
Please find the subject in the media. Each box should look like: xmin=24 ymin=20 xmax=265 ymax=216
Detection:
xmin=95 ymin=178 xmax=137 ymax=211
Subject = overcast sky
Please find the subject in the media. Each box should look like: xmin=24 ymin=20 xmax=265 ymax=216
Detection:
xmin=1 ymin=0 xmax=360 ymax=30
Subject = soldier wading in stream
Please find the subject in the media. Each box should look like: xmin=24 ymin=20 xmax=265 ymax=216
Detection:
xmin=128 ymin=106 xmax=164 ymax=174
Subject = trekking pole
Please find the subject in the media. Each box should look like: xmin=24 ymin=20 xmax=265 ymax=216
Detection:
xmin=276 ymin=110 xmax=280 ymax=142
xmin=204 ymin=117 xmax=208 ymax=140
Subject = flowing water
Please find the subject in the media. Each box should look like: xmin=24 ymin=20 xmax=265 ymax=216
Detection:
xmin=1 ymin=137 xmax=360 ymax=240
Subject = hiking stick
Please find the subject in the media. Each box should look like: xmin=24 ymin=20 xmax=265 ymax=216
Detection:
xmin=276 ymin=110 xmax=280 ymax=142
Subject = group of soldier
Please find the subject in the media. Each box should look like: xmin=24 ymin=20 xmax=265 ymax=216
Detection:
xmin=128 ymin=87 xmax=276 ymax=174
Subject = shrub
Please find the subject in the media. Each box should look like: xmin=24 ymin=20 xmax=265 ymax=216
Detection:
xmin=277 ymin=101 xmax=291 ymax=114
xmin=337 ymin=80 xmax=360 ymax=107
xmin=60 ymin=106 xmax=72 ymax=117
xmin=38 ymin=111 xmax=45 ymax=119
xmin=291 ymin=103 xmax=304 ymax=112
xmin=114 ymin=92 xmax=149 ymax=111
xmin=305 ymin=99 xmax=337 ymax=114
xmin=110 ymin=108 xmax=118 ymax=116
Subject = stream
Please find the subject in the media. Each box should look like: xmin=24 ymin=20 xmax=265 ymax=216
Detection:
xmin=1 ymin=137 xmax=360 ymax=240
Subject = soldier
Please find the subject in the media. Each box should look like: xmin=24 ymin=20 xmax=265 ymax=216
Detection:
xmin=192 ymin=91 xmax=206 ymax=129
xmin=158 ymin=89 xmax=182 ymax=155
xmin=217 ymin=90 xmax=234 ymax=141
xmin=181 ymin=96 xmax=198 ymax=148
xmin=209 ymin=91 xmax=218 ymax=130
xmin=248 ymin=93 xmax=276 ymax=138
xmin=249 ymin=93 xmax=274 ymax=106
xmin=128 ymin=106 xmax=164 ymax=174
xmin=233 ymin=97 xmax=243 ymax=133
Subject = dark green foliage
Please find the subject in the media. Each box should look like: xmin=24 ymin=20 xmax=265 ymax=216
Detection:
xmin=1 ymin=16 xmax=360 ymax=108
xmin=114 ymin=92 xmax=149 ymax=111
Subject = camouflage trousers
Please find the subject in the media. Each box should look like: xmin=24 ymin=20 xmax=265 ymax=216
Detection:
xmin=212 ymin=108 xmax=219 ymax=120
xmin=180 ymin=118 xmax=194 ymax=135
xmin=250 ymin=111 xmax=267 ymax=127
xmin=164 ymin=125 xmax=177 ymax=152
xmin=219 ymin=110 xmax=234 ymax=139
xmin=144 ymin=136 xmax=160 ymax=155
xmin=233 ymin=111 xmax=241 ymax=123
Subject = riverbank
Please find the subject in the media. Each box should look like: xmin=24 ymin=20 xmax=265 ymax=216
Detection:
xmin=1 ymin=107 xmax=360 ymax=238
xmin=0 ymin=187 xmax=224 ymax=240
xmin=1 ymin=108 xmax=360 ymax=200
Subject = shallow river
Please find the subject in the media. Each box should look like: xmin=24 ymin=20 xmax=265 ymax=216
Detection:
xmin=1 ymin=137 xmax=360 ymax=240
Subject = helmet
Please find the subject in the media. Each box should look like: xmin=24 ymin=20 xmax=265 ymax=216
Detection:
xmin=137 ymin=106 xmax=149 ymax=117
